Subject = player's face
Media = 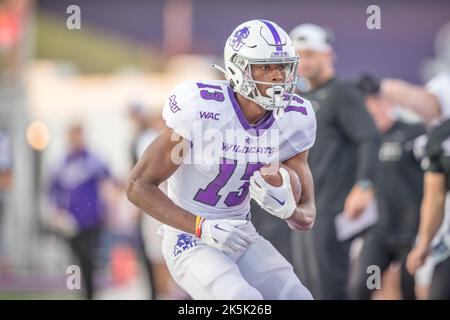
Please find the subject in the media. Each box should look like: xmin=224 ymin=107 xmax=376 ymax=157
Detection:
xmin=68 ymin=126 xmax=85 ymax=152
xmin=251 ymin=63 xmax=287 ymax=97
xmin=296 ymin=49 xmax=328 ymax=80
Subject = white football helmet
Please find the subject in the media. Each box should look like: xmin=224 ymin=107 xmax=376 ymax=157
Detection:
xmin=214 ymin=20 xmax=299 ymax=110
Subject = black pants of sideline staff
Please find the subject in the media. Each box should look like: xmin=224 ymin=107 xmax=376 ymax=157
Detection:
xmin=429 ymin=255 xmax=450 ymax=299
xmin=348 ymin=230 xmax=416 ymax=300
xmin=313 ymin=213 xmax=352 ymax=299
xmin=68 ymin=226 xmax=101 ymax=300
xmin=291 ymin=212 xmax=352 ymax=300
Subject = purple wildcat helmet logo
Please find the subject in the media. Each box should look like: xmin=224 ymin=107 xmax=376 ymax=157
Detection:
xmin=229 ymin=26 xmax=250 ymax=51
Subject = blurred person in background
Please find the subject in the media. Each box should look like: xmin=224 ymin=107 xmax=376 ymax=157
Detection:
xmin=128 ymin=103 xmax=157 ymax=299
xmin=361 ymin=74 xmax=450 ymax=299
xmin=359 ymin=35 xmax=450 ymax=298
xmin=376 ymin=21 xmax=450 ymax=127
xmin=0 ymin=0 xmax=27 ymax=81
xmin=250 ymin=201 xmax=293 ymax=264
xmin=129 ymin=103 xmax=177 ymax=299
xmin=413 ymin=193 xmax=450 ymax=299
xmin=407 ymin=118 xmax=450 ymax=299
xmin=47 ymin=123 xmax=113 ymax=299
xmin=348 ymin=74 xmax=425 ymax=300
xmin=0 ymin=128 xmax=12 ymax=218
xmin=129 ymin=104 xmax=161 ymax=166
xmin=0 ymin=128 xmax=12 ymax=271
xmin=289 ymin=24 xmax=380 ymax=299
xmin=375 ymin=75 xmax=448 ymax=127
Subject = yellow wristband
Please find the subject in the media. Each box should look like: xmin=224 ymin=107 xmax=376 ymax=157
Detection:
xmin=195 ymin=216 xmax=204 ymax=238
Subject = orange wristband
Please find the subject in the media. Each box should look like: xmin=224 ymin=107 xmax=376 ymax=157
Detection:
xmin=195 ymin=216 xmax=205 ymax=238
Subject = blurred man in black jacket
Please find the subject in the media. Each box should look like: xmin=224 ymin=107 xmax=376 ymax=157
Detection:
xmin=289 ymin=24 xmax=380 ymax=299
xmin=349 ymin=75 xmax=425 ymax=300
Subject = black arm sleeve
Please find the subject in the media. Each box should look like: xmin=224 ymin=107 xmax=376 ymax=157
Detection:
xmin=336 ymin=87 xmax=381 ymax=183
xmin=425 ymin=123 xmax=446 ymax=173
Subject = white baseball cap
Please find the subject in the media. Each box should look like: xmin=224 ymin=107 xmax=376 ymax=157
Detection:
xmin=289 ymin=23 xmax=334 ymax=52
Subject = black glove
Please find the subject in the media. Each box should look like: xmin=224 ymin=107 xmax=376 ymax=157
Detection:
xmin=356 ymin=73 xmax=381 ymax=95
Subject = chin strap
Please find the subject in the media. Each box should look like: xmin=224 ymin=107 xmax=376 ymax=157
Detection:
xmin=274 ymin=107 xmax=285 ymax=119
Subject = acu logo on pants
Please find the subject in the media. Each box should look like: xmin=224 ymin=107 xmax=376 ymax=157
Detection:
xmin=173 ymin=233 xmax=197 ymax=257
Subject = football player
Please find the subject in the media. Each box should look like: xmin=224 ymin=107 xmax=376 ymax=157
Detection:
xmin=407 ymin=119 xmax=450 ymax=299
xmin=127 ymin=20 xmax=316 ymax=300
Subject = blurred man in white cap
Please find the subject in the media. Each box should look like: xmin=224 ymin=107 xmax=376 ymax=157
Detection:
xmin=289 ymin=23 xmax=380 ymax=299
xmin=290 ymin=24 xmax=335 ymax=90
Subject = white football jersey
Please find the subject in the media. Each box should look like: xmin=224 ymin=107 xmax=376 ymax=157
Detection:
xmin=426 ymin=72 xmax=450 ymax=121
xmin=162 ymin=80 xmax=316 ymax=221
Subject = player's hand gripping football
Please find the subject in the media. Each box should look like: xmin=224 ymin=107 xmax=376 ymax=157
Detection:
xmin=249 ymin=168 xmax=297 ymax=220
xmin=196 ymin=218 xmax=257 ymax=253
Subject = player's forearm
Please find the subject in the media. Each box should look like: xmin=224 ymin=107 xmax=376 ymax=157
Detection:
xmin=126 ymin=178 xmax=196 ymax=234
xmin=288 ymin=202 xmax=316 ymax=230
xmin=417 ymin=185 xmax=446 ymax=247
xmin=356 ymin=134 xmax=380 ymax=184
xmin=287 ymin=166 xmax=316 ymax=230
xmin=380 ymin=78 xmax=441 ymax=124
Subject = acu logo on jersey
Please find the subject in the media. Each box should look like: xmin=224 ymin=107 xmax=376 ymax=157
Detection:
xmin=229 ymin=26 xmax=250 ymax=51
xmin=173 ymin=233 xmax=197 ymax=257
xmin=169 ymin=95 xmax=181 ymax=113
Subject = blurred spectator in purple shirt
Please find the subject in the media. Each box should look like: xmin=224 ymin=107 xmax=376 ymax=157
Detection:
xmin=47 ymin=124 xmax=112 ymax=299
xmin=0 ymin=128 xmax=12 ymax=271
xmin=0 ymin=128 xmax=12 ymax=216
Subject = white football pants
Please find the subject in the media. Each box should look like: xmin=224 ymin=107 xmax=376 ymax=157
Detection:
xmin=160 ymin=222 xmax=313 ymax=300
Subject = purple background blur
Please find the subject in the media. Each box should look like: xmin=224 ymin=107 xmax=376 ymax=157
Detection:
xmin=39 ymin=0 xmax=450 ymax=83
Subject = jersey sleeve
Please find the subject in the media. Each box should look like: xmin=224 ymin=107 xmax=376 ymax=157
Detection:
xmin=426 ymin=144 xmax=444 ymax=173
xmin=162 ymin=81 xmax=198 ymax=141
xmin=426 ymin=72 xmax=450 ymax=120
xmin=424 ymin=123 xmax=446 ymax=173
xmin=288 ymin=98 xmax=317 ymax=153
xmin=281 ymin=97 xmax=317 ymax=160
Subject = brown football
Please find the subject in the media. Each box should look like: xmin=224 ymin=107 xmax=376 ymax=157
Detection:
xmin=259 ymin=163 xmax=302 ymax=203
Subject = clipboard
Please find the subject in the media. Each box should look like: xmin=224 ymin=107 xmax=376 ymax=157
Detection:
xmin=335 ymin=200 xmax=378 ymax=241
